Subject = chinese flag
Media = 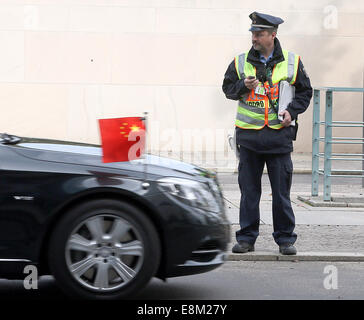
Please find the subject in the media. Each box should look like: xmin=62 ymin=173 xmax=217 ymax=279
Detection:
xmin=98 ymin=117 xmax=146 ymax=163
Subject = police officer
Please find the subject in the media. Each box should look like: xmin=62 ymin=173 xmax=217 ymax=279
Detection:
xmin=222 ymin=12 xmax=312 ymax=255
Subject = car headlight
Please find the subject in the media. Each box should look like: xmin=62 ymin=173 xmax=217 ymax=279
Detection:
xmin=157 ymin=177 xmax=220 ymax=213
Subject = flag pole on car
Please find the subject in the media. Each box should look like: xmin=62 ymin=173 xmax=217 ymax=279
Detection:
xmin=140 ymin=112 xmax=148 ymax=185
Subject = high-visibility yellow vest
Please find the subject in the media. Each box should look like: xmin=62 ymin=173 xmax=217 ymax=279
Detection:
xmin=234 ymin=50 xmax=300 ymax=130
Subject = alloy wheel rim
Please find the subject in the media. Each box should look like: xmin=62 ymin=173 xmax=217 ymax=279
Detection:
xmin=65 ymin=214 xmax=144 ymax=292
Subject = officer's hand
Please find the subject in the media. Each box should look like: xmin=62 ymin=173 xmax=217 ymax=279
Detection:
xmin=244 ymin=77 xmax=259 ymax=90
xmin=279 ymin=110 xmax=292 ymax=127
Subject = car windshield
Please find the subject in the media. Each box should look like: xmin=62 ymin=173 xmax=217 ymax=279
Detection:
xmin=18 ymin=143 xmax=102 ymax=155
xmin=0 ymin=133 xmax=22 ymax=144
xmin=0 ymin=133 xmax=102 ymax=155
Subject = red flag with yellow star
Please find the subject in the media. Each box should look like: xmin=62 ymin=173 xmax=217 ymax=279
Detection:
xmin=98 ymin=117 xmax=146 ymax=163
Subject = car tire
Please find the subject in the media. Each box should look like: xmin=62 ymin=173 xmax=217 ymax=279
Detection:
xmin=48 ymin=199 xmax=161 ymax=300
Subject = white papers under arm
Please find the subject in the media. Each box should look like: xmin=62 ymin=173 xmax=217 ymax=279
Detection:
xmin=278 ymin=81 xmax=295 ymax=126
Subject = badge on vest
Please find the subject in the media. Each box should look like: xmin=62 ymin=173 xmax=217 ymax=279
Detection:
xmin=254 ymin=83 xmax=266 ymax=96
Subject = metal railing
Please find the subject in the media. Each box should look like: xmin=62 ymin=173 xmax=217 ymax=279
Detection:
xmin=311 ymin=87 xmax=364 ymax=201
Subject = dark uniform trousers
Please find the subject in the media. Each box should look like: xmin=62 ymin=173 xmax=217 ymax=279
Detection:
xmin=236 ymin=145 xmax=297 ymax=246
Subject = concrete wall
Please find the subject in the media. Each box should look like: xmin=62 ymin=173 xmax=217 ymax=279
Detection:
xmin=0 ymin=0 xmax=363 ymax=157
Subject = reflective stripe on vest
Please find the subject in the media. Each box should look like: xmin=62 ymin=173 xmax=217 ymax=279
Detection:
xmin=234 ymin=50 xmax=299 ymax=130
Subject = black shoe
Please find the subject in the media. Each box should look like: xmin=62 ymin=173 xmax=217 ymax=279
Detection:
xmin=232 ymin=241 xmax=255 ymax=253
xmin=279 ymin=243 xmax=297 ymax=255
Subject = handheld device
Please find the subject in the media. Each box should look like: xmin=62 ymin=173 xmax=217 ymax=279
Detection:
xmin=247 ymin=76 xmax=255 ymax=80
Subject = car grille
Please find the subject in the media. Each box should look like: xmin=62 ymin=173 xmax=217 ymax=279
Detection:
xmin=208 ymin=178 xmax=225 ymax=215
xmin=190 ymin=240 xmax=221 ymax=263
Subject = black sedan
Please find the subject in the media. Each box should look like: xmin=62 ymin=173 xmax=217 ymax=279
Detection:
xmin=0 ymin=133 xmax=230 ymax=299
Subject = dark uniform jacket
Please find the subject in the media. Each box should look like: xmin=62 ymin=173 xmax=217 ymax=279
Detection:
xmin=222 ymin=38 xmax=312 ymax=154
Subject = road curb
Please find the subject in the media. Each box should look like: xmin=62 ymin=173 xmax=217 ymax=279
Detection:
xmin=228 ymin=251 xmax=364 ymax=262
xmin=206 ymin=168 xmax=312 ymax=174
xmin=297 ymin=195 xmax=364 ymax=208
xmin=209 ymin=168 xmax=363 ymax=175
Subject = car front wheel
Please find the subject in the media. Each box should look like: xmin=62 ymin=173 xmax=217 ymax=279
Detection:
xmin=48 ymin=199 xmax=161 ymax=299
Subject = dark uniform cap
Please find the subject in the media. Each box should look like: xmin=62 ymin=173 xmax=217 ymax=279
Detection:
xmin=249 ymin=12 xmax=284 ymax=31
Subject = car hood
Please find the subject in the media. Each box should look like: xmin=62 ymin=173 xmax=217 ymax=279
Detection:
xmin=11 ymin=138 xmax=216 ymax=180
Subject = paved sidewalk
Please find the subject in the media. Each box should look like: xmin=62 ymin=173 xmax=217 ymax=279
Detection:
xmin=217 ymin=153 xmax=364 ymax=262
xmin=156 ymin=151 xmax=364 ymax=174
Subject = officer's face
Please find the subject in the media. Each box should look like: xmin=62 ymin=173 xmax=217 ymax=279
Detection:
xmin=251 ymin=30 xmax=276 ymax=52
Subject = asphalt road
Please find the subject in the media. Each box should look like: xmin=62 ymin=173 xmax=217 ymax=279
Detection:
xmin=1 ymin=261 xmax=364 ymax=300
xmin=138 ymin=261 xmax=364 ymax=300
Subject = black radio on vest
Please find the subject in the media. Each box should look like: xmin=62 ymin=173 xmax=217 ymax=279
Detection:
xmin=256 ymin=66 xmax=266 ymax=83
